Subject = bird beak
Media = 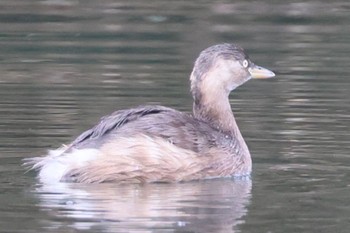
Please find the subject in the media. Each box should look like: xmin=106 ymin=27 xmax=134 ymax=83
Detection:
xmin=248 ymin=64 xmax=275 ymax=79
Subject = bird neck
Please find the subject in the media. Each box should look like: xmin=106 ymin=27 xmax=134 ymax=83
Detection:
xmin=190 ymin=66 xmax=250 ymax=156
xmin=193 ymin=91 xmax=250 ymax=159
xmin=193 ymin=90 xmax=238 ymax=134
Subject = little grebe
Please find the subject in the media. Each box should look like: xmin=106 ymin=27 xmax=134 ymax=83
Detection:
xmin=25 ymin=43 xmax=275 ymax=183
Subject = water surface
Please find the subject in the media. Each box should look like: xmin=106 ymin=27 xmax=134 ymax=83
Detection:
xmin=1 ymin=0 xmax=350 ymax=232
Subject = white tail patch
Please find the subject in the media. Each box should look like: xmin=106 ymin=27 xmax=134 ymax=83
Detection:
xmin=28 ymin=147 xmax=100 ymax=184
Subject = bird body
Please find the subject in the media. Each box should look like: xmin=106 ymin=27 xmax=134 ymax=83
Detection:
xmin=25 ymin=43 xmax=275 ymax=184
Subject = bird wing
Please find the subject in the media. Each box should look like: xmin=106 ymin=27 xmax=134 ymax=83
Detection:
xmin=68 ymin=105 xmax=176 ymax=148
xmin=62 ymin=105 xmax=220 ymax=154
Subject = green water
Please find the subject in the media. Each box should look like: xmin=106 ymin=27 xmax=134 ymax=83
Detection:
xmin=1 ymin=0 xmax=350 ymax=232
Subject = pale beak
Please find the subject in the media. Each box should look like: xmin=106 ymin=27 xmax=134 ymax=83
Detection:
xmin=248 ymin=64 xmax=275 ymax=79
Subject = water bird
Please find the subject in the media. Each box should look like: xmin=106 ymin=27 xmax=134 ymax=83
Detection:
xmin=25 ymin=43 xmax=275 ymax=183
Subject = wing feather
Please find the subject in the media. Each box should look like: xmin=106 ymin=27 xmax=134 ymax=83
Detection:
xmin=68 ymin=105 xmax=176 ymax=149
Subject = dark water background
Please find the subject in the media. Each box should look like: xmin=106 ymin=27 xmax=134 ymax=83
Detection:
xmin=1 ymin=0 xmax=350 ymax=232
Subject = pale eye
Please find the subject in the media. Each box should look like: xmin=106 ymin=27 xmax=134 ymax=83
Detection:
xmin=242 ymin=60 xmax=249 ymax=68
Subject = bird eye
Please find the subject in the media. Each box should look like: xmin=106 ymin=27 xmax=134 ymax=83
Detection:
xmin=242 ymin=60 xmax=249 ymax=68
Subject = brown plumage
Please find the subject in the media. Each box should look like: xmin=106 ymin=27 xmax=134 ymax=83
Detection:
xmin=24 ymin=43 xmax=275 ymax=184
